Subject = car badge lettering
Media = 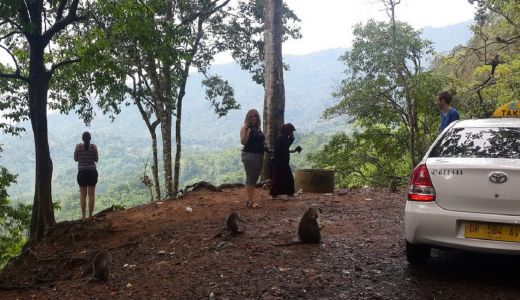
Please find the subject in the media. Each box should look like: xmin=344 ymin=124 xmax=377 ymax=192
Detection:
xmin=489 ymin=172 xmax=507 ymax=184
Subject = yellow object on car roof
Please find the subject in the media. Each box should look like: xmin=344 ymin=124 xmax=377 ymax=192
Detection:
xmin=493 ymin=102 xmax=520 ymax=118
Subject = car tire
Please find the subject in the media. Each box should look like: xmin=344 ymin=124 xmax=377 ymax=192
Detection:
xmin=406 ymin=241 xmax=431 ymax=265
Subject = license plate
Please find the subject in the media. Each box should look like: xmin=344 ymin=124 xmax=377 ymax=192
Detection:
xmin=465 ymin=222 xmax=520 ymax=242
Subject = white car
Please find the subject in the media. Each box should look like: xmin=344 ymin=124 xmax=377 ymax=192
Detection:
xmin=405 ymin=118 xmax=520 ymax=264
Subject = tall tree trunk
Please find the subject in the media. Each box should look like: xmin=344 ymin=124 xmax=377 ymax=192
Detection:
xmin=150 ymin=130 xmax=161 ymax=201
xmin=162 ymin=0 xmax=175 ymax=198
xmin=161 ymin=113 xmax=174 ymax=198
xmin=28 ymin=45 xmax=56 ymax=241
xmin=135 ymin=101 xmax=161 ymax=201
xmin=261 ymin=0 xmax=286 ymax=180
xmin=173 ymin=91 xmax=183 ymax=195
xmin=386 ymin=0 xmax=416 ymax=168
xmin=172 ymin=17 xmax=204 ymax=195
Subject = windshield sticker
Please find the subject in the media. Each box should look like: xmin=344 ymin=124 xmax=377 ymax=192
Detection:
xmin=431 ymin=169 xmax=463 ymax=176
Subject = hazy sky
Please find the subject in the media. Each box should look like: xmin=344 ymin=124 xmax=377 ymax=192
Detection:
xmin=0 ymin=0 xmax=476 ymax=65
xmin=282 ymin=0 xmax=476 ymax=55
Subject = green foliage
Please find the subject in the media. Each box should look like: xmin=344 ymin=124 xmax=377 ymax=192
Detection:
xmin=309 ymin=127 xmax=409 ymax=188
xmin=440 ymin=0 xmax=520 ymax=118
xmin=0 ymin=152 xmax=30 ymax=269
xmin=220 ymin=0 xmax=302 ymax=84
xmin=201 ymin=75 xmax=240 ymax=117
xmin=0 ymin=0 xmax=92 ymax=121
xmin=3 ymin=129 xmax=329 ymax=222
xmin=318 ymin=18 xmax=445 ymax=187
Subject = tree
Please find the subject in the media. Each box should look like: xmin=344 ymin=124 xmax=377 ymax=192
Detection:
xmin=0 ymin=0 xmax=88 ymax=240
xmin=309 ymin=128 xmax=410 ymax=188
xmin=261 ymin=0 xmax=285 ymax=180
xmin=438 ymin=0 xmax=520 ymax=118
xmin=0 ymin=149 xmax=31 ymax=268
xmin=60 ymin=0 xmax=301 ymax=197
xmin=325 ymin=18 xmax=443 ymax=167
xmin=171 ymin=0 xmax=301 ymax=193
xmin=318 ymin=7 xmax=445 ymax=186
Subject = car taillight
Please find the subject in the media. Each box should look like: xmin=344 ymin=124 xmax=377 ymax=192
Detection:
xmin=408 ymin=164 xmax=436 ymax=201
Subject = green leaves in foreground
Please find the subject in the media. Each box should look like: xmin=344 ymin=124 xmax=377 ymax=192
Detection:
xmin=0 ymin=163 xmax=31 ymax=269
xmin=315 ymin=18 xmax=445 ymax=187
xmin=309 ymin=127 xmax=410 ymax=189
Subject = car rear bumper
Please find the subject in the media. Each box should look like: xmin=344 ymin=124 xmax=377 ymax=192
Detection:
xmin=405 ymin=201 xmax=520 ymax=254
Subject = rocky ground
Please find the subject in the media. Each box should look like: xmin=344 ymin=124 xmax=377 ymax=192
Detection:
xmin=1 ymin=187 xmax=520 ymax=299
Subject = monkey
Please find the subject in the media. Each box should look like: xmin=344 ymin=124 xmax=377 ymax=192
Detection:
xmin=93 ymin=249 xmax=112 ymax=281
xmin=274 ymin=207 xmax=324 ymax=246
xmin=214 ymin=212 xmax=247 ymax=238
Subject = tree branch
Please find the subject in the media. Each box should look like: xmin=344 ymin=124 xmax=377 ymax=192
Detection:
xmin=0 ymin=18 xmax=23 ymax=31
xmin=0 ymin=44 xmax=23 ymax=75
xmin=0 ymin=72 xmax=28 ymax=82
xmin=42 ymin=0 xmax=86 ymax=46
xmin=56 ymin=0 xmax=68 ymax=21
xmin=0 ymin=30 xmax=22 ymax=42
xmin=18 ymin=0 xmax=31 ymax=26
xmin=49 ymin=58 xmax=81 ymax=74
xmin=181 ymin=0 xmax=231 ymax=25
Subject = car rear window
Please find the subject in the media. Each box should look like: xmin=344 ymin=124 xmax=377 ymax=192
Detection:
xmin=429 ymin=127 xmax=520 ymax=159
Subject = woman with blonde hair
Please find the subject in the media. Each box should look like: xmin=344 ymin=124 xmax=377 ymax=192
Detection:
xmin=240 ymin=109 xmax=265 ymax=208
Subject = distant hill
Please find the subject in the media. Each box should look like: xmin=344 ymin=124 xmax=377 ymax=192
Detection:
xmin=421 ymin=20 xmax=473 ymax=53
xmin=0 ymin=20 xmax=473 ymax=211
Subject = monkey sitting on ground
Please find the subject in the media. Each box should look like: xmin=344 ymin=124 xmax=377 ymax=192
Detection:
xmin=274 ymin=207 xmax=324 ymax=246
xmin=93 ymin=249 xmax=112 ymax=281
xmin=214 ymin=212 xmax=247 ymax=238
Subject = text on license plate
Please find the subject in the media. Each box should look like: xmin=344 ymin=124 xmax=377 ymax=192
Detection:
xmin=465 ymin=222 xmax=520 ymax=242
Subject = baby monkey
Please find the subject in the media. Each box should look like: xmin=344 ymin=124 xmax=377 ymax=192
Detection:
xmin=214 ymin=212 xmax=247 ymax=237
xmin=93 ymin=249 xmax=112 ymax=281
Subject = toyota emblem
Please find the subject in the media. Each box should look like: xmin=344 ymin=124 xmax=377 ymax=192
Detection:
xmin=489 ymin=172 xmax=508 ymax=184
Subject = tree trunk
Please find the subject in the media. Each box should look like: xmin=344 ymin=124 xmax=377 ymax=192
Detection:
xmin=171 ymin=17 xmax=204 ymax=196
xmin=386 ymin=0 xmax=416 ymax=169
xmin=150 ymin=130 xmax=161 ymax=201
xmin=134 ymin=75 xmax=162 ymax=201
xmin=160 ymin=112 xmax=174 ymax=198
xmin=261 ymin=0 xmax=286 ymax=180
xmin=28 ymin=45 xmax=56 ymax=241
xmin=173 ymin=92 xmax=183 ymax=196
xmin=161 ymin=0 xmax=175 ymax=198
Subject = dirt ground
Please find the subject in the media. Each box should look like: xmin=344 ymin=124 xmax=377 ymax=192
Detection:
xmin=1 ymin=187 xmax=520 ymax=299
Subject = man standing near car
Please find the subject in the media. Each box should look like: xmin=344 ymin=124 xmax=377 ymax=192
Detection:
xmin=436 ymin=91 xmax=460 ymax=132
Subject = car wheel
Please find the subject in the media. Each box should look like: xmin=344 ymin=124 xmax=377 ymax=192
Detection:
xmin=406 ymin=241 xmax=431 ymax=265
